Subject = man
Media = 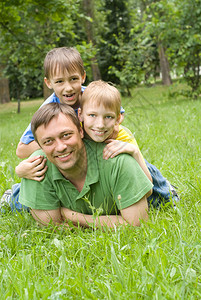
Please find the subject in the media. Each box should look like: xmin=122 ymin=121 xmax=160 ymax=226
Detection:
xmin=19 ymin=103 xmax=153 ymax=229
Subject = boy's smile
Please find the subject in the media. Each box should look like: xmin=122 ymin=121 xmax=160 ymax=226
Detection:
xmin=45 ymin=69 xmax=86 ymax=109
xmin=79 ymin=102 xmax=119 ymax=142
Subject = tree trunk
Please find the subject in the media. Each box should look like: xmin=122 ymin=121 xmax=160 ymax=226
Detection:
xmin=83 ymin=0 xmax=101 ymax=80
xmin=0 ymin=65 xmax=10 ymax=103
xmin=0 ymin=78 xmax=10 ymax=103
xmin=158 ymin=44 xmax=172 ymax=86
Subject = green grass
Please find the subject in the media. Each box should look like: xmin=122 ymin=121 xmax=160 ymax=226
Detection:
xmin=1 ymin=85 xmax=201 ymax=299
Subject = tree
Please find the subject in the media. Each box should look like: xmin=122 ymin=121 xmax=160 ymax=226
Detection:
xmin=171 ymin=0 xmax=201 ymax=98
xmin=98 ymin=0 xmax=132 ymax=84
xmin=82 ymin=0 xmax=101 ymax=80
xmin=0 ymin=0 xmax=94 ymax=102
xmin=138 ymin=0 xmax=174 ymax=86
xmin=0 ymin=65 xmax=10 ymax=104
xmin=158 ymin=43 xmax=172 ymax=86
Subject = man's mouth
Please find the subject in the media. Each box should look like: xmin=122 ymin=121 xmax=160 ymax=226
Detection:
xmin=56 ymin=151 xmax=72 ymax=159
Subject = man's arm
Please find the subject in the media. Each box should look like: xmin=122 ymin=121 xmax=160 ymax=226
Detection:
xmin=16 ymin=141 xmax=41 ymax=159
xmin=31 ymin=208 xmax=69 ymax=229
xmin=120 ymin=196 xmax=148 ymax=226
xmin=61 ymin=207 xmax=127 ymax=228
xmin=61 ymin=196 xmax=148 ymax=229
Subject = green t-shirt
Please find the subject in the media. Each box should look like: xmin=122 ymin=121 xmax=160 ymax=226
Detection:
xmin=19 ymin=139 xmax=153 ymax=215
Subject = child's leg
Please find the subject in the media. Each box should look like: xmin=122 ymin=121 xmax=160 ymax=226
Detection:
xmin=145 ymin=160 xmax=180 ymax=208
xmin=0 ymin=183 xmax=30 ymax=213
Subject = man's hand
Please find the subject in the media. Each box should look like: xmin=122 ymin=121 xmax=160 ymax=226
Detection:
xmin=15 ymin=155 xmax=47 ymax=181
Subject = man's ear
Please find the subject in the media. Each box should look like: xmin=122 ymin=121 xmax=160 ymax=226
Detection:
xmin=80 ymin=126 xmax=84 ymax=139
xmin=78 ymin=108 xmax=84 ymax=122
xmin=44 ymin=77 xmax=52 ymax=89
xmin=82 ymin=71 xmax=86 ymax=84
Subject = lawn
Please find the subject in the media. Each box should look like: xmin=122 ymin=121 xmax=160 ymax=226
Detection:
xmin=0 ymin=84 xmax=201 ymax=299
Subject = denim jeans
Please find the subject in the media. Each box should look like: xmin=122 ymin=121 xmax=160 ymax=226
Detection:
xmin=10 ymin=183 xmax=29 ymax=213
xmin=145 ymin=160 xmax=172 ymax=208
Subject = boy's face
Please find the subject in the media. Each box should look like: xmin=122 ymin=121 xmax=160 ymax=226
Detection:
xmin=79 ymin=101 xmax=120 ymax=142
xmin=44 ymin=69 xmax=86 ymax=109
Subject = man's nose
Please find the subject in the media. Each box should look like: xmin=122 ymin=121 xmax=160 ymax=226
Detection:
xmin=55 ymin=139 xmax=67 ymax=152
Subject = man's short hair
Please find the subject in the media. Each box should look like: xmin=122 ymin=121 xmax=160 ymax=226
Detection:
xmin=31 ymin=103 xmax=81 ymax=144
xmin=80 ymin=80 xmax=121 ymax=117
xmin=44 ymin=47 xmax=85 ymax=79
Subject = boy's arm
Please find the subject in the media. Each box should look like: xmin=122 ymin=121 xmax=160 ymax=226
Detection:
xmin=16 ymin=141 xmax=41 ymax=159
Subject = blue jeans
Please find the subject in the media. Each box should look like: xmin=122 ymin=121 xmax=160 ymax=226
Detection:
xmin=145 ymin=160 xmax=172 ymax=208
xmin=10 ymin=161 xmax=173 ymax=212
xmin=10 ymin=183 xmax=29 ymax=213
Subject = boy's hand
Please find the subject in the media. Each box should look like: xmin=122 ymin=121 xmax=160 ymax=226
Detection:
xmin=103 ymin=140 xmax=139 ymax=160
xmin=15 ymin=155 xmax=47 ymax=181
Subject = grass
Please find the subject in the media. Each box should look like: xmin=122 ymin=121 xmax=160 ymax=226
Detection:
xmin=1 ymin=84 xmax=201 ymax=299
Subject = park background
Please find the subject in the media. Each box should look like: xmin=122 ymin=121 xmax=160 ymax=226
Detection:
xmin=0 ymin=0 xmax=201 ymax=298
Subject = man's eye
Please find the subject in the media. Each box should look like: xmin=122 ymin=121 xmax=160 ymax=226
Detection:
xmin=44 ymin=139 xmax=52 ymax=145
xmin=89 ymin=114 xmax=96 ymax=117
xmin=63 ymin=133 xmax=71 ymax=139
xmin=105 ymin=116 xmax=114 ymax=119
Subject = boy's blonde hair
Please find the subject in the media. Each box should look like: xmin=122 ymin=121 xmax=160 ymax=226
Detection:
xmin=80 ymin=80 xmax=121 ymax=116
xmin=44 ymin=47 xmax=85 ymax=79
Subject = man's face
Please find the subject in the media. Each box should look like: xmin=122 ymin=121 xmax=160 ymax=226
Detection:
xmin=44 ymin=68 xmax=86 ymax=109
xmin=79 ymin=101 xmax=119 ymax=142
xmin=36 ymin=113 xmax=84 ymax=174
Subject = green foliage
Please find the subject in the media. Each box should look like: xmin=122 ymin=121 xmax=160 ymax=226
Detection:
xmin=0 ymin=0 xmax=92 ymax=100
xmin=1 ymin=0 xmax=201 ymax=99
xmin=98 ymin=0 xmax=132 ymax=84
xmin=1 ymin=84 xmax=201 ymax=297
xmin=171 ymin=0 xmax=201 ymax=98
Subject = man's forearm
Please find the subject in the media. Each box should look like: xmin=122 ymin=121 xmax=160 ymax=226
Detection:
xmin=61 ymin=207 xmax=128 ymax=229
xmin=31 ymin=208 xmax=70 ymax=229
